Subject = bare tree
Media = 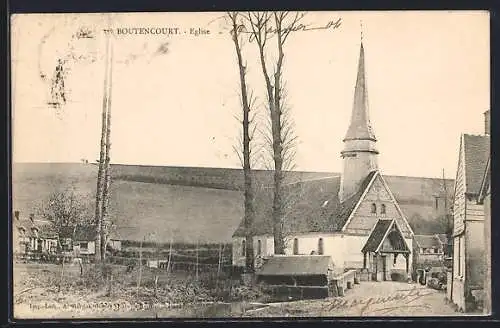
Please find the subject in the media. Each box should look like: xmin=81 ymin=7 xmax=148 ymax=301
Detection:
xmin=245 ymin=11 xmax=306 ymax=254
xmin=36 ymin=187 xmax=92 ymax=249
xmin=227 ymin=12 xmax=258 ymax=273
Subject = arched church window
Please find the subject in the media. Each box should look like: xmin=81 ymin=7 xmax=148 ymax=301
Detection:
xmin=381 ymin=204 xmax=386 ymax=215
xmin=318 ymin=238 xmax=324 ymax=255
xmin=371 ymin=203 xmax=377 ymax=214
xmin=241 ymin=240 xmax=246 ymax=257
xmin=293 ymin=238 xmax=299 ymax=255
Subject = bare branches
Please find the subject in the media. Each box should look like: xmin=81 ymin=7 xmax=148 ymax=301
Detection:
xmin=227 ymin=11 xmax=257 ymax=272
xmin=36 ymin=187 xmax=93 ymax=244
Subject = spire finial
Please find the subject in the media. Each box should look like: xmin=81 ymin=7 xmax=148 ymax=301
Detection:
xmin=360 ymin=20 xmax=364 ymax=42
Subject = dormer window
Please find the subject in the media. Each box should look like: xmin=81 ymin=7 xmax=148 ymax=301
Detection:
xmin=381 ymin=204 xmax=386 ymax=215
xmin=371 ymin=203 xmax=377 ymax=214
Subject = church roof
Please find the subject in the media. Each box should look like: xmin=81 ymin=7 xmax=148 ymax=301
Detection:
xmin=232 ymin=172 xmax=376 ymax=237
xmin=463 ymin=134 xmax=490 ymax=195
xmin=344 ymin=42 xmax=376 ymax=142
xmin=233 ymin=170 xmax=453 ymax=238
xmin=361 ymin=219 xmax=409 ymax=253
xmin=257 ymin=255 xmax=334 ymax=276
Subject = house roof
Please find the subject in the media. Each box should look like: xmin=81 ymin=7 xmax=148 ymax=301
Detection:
xmin=463 ymin=134 xmax=490 ymax=195
xmin=435 ymin=233 xmax=447 ymax=245
xmin=257 ymin=255 xmax=334 ymax=276
xmin=73 ymin=225 xmax=98 ymax=241
xmin=478 ymin=156 xmax=491 ymax=203
xmin=414 ymin=234 xmax=442 ymax=249
xmin=13 ymin=217 xmax=58 ymax=239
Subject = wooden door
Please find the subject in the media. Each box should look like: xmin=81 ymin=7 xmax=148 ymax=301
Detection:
xmin=382 ymin=255 xmax=388 ymax=281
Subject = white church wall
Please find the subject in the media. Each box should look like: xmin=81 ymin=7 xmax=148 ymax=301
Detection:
xmin=341 ymin=235 xmax=368 ymax=269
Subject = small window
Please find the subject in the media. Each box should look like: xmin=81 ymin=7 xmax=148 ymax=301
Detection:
xmin=241 ymin=240 xmax=246 ymax=257
xmin=381 ymin=204 xmax=386 ymax=215
xmin=80 ymin=242 xmax=88 ymax=250
xmin=293 ymin=238 xmax=299 ymax=255
xmin=434 ymin=248 xmax=438 ymax=254
xmin=435 ymin=197 xmax=439 ymax=210
xmin=371 ymin=203 xmax=377 ymax=214
xmin=318 ymin=238 xmax=324 ymax=255
xmin=257 ymin=240 xmax=262 ymax=256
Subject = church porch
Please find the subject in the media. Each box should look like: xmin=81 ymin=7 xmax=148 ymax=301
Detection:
xmin=361 ymin=219 xmax=411 ymax=282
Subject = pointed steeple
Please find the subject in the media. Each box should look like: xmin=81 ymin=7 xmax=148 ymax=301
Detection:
xmin=338 ymin=35 xmax=379 ymax=203
xmin=343 ymin=40 xmax=377 ymax=142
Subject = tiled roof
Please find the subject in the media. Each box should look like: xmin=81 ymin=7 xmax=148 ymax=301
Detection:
xmin=13 ymin=218 xmax=58 ymax=239
xmin=463 ymin=134 xmax=490 ymax=195
xmin=361 ymin=219 xmax=392 ymax=253
xmin=478 ymin=156 xmax=491 ymax=202
xmin=73 ymin=225 xmax=98 ymax=241
xmin=362 ymin=219 xmax=409 ymax=253
xmin=257 ymin=255 xmax=334 ymax=276
xmin=233 ymin=172 xmax=377 ymax=237
xmin=435 ymin=233 xmax=447 ymax=245
xmin=414 ymin=234 xmax=441 ymax=249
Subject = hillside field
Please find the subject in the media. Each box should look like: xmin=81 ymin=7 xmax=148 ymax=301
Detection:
xmin=12 ymin=163 xmax=454 ymax=243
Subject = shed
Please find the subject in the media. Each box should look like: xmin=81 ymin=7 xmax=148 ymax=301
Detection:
xmin=257 ymin=255 xmax=336 ymax=286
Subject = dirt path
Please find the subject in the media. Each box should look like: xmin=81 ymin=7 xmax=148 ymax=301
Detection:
xmin=244 ymin=282 xmax=461 ymax=317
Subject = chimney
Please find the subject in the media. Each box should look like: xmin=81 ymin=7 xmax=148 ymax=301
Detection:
xmin=484 ymin=109 xmax=490 ymax=135
xmin=29 ymin=213 xmax=34 ymax=223
xmin=14 ymin=211 xmax=19 ymax=221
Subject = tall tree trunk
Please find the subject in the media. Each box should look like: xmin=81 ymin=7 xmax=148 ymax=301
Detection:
xmin=94 ymin=33 xmax=111 ymax=263
xmin=272 ymin=15 xmax=286 ymax=254
xmin=229 ymin=12 xmax=255 ymax=271
xmin=100 ymin=36 xmax=114 ymax=261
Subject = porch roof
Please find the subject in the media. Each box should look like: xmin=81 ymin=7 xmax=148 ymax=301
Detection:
xmin=362 ymin=219 xmax=410 ymax=254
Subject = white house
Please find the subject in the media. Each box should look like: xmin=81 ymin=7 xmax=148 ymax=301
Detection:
xmin=233 ymin=40 xmax=415 ymax=281
xmin=12 ymin=211 xmax=58 ymax=255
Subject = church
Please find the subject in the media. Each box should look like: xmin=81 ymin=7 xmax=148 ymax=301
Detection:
xmin=232 ymin=39 xmax=418 ymax=281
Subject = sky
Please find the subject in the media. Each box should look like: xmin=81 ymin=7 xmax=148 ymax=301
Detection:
xmin=11 ymin=11 xmax=490 ymax=179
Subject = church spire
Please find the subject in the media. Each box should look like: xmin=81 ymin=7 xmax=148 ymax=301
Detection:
xmin=343 ymin=37 xmax=376 ymax=142
xmin=338 ymin=35 xmax=379 ymax=203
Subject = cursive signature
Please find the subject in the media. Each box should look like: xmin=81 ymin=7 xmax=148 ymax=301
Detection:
xmin=213 ymin=15 xmax=342 ymax=43
xmin=322 ymin=286 xmax=436 ymax=316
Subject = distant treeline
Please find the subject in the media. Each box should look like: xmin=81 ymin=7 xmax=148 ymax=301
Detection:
xmin=113 ymin=174 xmax=242 ymax=191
